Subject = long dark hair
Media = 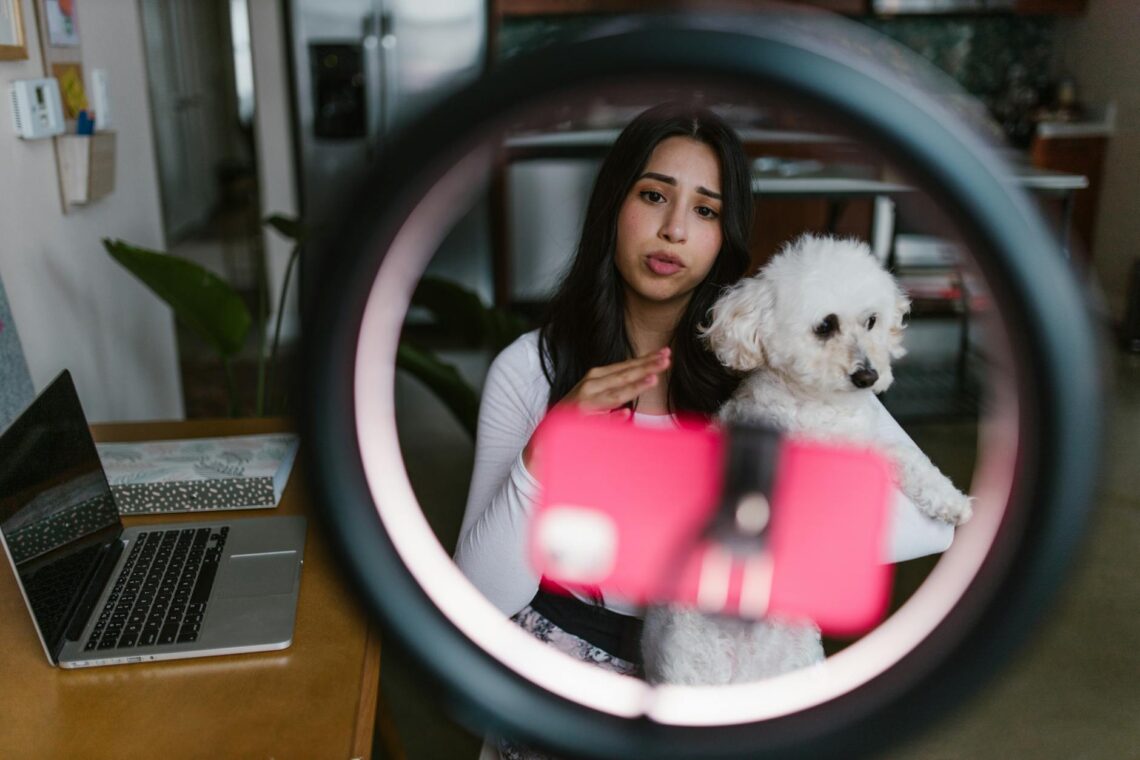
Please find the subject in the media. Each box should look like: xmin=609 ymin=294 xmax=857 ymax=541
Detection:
xmin=539 ymin=102 xmax=752 ymax=416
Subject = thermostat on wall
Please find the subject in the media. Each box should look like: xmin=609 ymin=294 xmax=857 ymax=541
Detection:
xmin=9 ymin=78 xmax=66 ymax=140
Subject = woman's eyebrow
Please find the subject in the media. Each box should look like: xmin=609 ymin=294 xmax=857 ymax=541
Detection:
xmin=639 ymin=172 xmax=722 ymax=200
xmin=639 ymin=171 xmax=676 ymax=186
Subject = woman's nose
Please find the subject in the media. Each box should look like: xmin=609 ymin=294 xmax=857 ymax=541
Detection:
xmin=658 ymin=207 xmax=687 ymax=243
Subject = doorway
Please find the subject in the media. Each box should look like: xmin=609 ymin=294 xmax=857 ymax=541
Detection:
xmin=138 ymin=0 xmax=264 ymax=417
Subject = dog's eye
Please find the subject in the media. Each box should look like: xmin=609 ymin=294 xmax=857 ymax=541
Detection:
xmin=867 ymin=314 xmax=877 ymax=330
xmin=813 ymin=314 xmax=839 ymax=338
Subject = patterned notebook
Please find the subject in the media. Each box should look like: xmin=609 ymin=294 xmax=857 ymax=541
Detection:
xmin=96 ymin=434 xmax=300 ymax=514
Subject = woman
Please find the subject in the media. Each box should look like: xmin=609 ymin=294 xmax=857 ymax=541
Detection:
xmin=454 ymin=102 xmax=753 ymax=677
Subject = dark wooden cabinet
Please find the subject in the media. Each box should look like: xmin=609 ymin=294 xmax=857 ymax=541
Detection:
xmin=743 ymin=138 xmax=880 ymax=271
xmin=495 ymin=0 xmax=1089 ymax=16
xmin=799 ymin=0 xmax=866 ymax=11
xmin=497 ymin=0 xmax=662 ymax=14
xmin=1030 ymin=132 xmax=1108 ymax=264
xmin=496 ymin=0 xmax=866 ymax=15
xmin=1012 ymin=0 xmax=1088 ymax=15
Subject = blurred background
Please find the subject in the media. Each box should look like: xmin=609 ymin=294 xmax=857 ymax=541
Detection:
xmin=1 ymin=1 xmax=1137 ymax=758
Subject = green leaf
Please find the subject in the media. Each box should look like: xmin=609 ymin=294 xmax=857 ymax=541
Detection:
xmin=103 ymin=239 xmax=252 ymax=359
xmin=396 ymin=342 xmax=479 ymax=438
xmin=410 ymin=276 xmax=529 ymax=351
xmin=400 ymin=277 xmax=529 ymax=438
xmin=484 ymin=307 xmax=531 ymax=353
xmin=264 ymin=214 xmax=308 ymax=243
xmin=410 ymin=276 xmax=488 ymax=346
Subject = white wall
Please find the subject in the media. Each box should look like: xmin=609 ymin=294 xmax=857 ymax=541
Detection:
xmin=248 ymin=0 xmax=299 ymax=343
xmin=1056 ymin=0 xmax=1140 ymax=320
xmin=0 ymin=0 xmax=183 ymax=422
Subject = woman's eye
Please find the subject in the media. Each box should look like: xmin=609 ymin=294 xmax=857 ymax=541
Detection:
xmin=695 ymin=206 xmax=719 ymax=220
xmin=640 ymin=190 xmax=665 ymax=203
xmin=867 ymin=315 xmax=877 ymax=330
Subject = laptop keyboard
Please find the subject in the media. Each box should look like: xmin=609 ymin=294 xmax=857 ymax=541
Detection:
xmin=84 ymin=526 xmax=228 ymax=652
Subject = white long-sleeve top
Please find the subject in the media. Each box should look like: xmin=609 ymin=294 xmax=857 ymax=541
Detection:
xmin=454 ymin=331 xmax=551 ymax=616
xmin=453 ymin=330 xmax=952 ymax=618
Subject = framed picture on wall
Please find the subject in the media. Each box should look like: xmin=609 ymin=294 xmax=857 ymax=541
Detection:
xmin=51 ymin=61 xmax=87 ymax=118
xmin=43 ymin=0 xmax=78 ymax=47
xmin=0 ymin=0 xmax=29 ymax=60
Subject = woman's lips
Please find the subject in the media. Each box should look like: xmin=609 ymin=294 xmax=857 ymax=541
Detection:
xmin=645 ymin=252 xmax=684 ymax=276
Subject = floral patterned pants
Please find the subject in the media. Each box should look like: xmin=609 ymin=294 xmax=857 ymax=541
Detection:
xmin=492 ymin=605 xmax=639 ymax=760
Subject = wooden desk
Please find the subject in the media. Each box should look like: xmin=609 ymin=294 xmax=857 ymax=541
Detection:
xmin=0 ymin=418 xmax=381 ymax=760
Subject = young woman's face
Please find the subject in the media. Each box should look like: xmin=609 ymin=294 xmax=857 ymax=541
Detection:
xmin=614 ymin=136 xmax=725 ymax=313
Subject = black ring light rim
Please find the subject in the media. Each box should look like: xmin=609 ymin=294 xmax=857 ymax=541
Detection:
xmin=301 ymin=17 xmax=1103 ymax=760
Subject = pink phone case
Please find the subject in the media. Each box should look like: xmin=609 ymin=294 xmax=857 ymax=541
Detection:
xmin=530 ymin=408 xmax=894 ymax=635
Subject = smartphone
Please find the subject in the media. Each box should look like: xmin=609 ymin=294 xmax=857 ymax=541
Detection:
xmin=529 ymin=408 xmax=894 ymax=636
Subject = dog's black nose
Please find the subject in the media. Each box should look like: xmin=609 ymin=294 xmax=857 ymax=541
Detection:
xmin=850 ymin=367 xmax=879 ymax=388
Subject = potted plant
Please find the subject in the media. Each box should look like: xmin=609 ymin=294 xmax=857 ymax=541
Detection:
xmin=106 ymin=218 xmax=528 ymax=431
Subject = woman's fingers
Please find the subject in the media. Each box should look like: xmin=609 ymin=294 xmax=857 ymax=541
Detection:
xmin=572 ymin=349 xmax=669 ymax=411
xmin=596 ymin=371 xmax=660 ymax=409
xmin=530 ymin=349 xmax=670 ymax=469
xmin=584 ymin=357 xmax=666 ymax=397
xmin=583 ymin=347 xmax=670 ymax=382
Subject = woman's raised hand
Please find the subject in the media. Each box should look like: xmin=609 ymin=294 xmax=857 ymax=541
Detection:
xmin=560 ymin=347 xmax=671 ymax=414
xmin=522 ymin=348 xmax=670 ymax=471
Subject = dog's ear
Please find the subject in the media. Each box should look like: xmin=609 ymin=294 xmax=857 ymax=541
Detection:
xmin=700 ymin=276 xmax=772 ymax=371
xmin=889 ymin=280 xmax=911 ymax=359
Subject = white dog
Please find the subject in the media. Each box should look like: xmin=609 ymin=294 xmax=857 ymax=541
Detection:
xmin=642 ymin=234 xmax=972 ymax=686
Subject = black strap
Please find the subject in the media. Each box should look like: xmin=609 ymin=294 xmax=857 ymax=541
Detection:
xmin=529 ymin=585 xmax=644 ymax=666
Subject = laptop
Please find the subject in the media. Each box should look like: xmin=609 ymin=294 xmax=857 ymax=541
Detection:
xmin=0 ymin=370 xmax=307 ymax=669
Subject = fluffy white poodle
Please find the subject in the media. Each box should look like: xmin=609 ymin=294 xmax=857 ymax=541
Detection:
xmin=642 ymin=233 xmax=972 ymax=686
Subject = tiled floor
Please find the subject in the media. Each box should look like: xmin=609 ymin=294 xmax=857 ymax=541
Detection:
xmin=887 ymin=349 xmax=1140 ymax=760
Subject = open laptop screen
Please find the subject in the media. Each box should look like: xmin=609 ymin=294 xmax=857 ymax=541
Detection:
xmin=0 ymin=371 xmax=122 ymax=651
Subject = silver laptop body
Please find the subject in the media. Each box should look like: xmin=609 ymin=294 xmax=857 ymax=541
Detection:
xmin=0 ymin=371 xmax=306 ymax=669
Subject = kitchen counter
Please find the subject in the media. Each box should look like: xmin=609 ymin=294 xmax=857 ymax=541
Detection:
xmin=1035 ymin=102 xmax=1116 ymax=139
xmin=1010 ymin=165 xmax=1089 ymax=193
xmin=495 ymin=127 xmax=1090 ymax=305
xmin=504 ymin=127 xmax=844 ymax=160
xmin=503 ymin=128 xmax=1088 ymax=193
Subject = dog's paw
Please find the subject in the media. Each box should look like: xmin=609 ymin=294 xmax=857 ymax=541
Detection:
xmin=942 ymin=491 xmax=973 ymax=526
xmin=914 ymin=485 xmax=973 ymax=526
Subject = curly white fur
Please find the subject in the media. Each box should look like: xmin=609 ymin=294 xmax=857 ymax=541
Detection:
xmin=642 ymin=234 xmax=972 ymax=686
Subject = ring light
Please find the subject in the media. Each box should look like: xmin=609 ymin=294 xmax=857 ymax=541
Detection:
xmin=300 ymin=13 xmax=1104 ymax=759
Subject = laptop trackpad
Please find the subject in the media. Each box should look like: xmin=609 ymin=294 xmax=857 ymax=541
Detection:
xmin=220 ymin=553 xmax=299 ymax=598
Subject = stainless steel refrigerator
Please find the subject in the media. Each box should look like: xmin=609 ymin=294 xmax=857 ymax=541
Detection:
xmin=287 ymin=0 xmax=490 ymax=298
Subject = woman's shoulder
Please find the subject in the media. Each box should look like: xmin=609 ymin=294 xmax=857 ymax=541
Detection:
xmin=489 ymin=329 xmax=543 ymax=378
xmin=485 ymin=329 xmax=548 ymax=404
xmin=477 ymin=330 xmax=548 ymax=429
xmin=496 ymin=328 xmax=541 ymax=361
